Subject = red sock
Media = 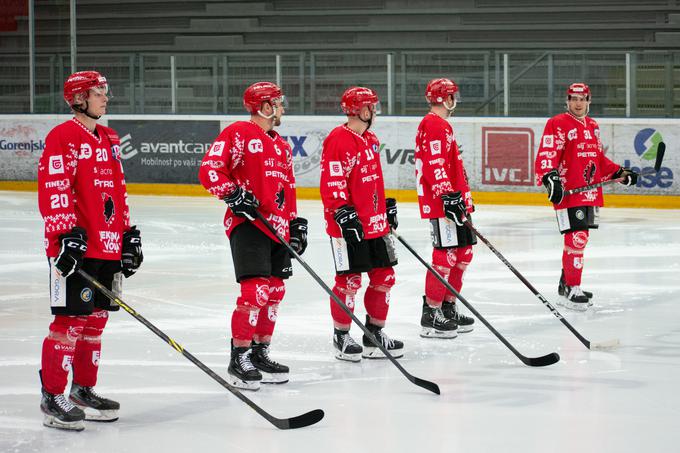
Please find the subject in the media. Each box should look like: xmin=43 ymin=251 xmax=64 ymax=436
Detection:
xmin=254 ymin=277 xmax=285 ymax=343
xmin=231 ymin=277 xmax=270 ymax=343
xmin=40 ymin=315 xmax=88 ymax=394
xmin=562 ymin=230 xmax=589 ymax=286
xmin=424 ymin=248 xmax=457 ymax=305
xmin=330 ymin=273 xmax=362 ymax=328
xmin=72 ymin=309 xmax=109 ymax=387
xmin=443 ymin=246 xmax=473 ymax=302
xmin=364 ymin=267 xmax=395 ymax=323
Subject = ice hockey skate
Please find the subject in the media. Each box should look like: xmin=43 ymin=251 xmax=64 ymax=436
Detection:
xmin=420 ymin=298 xmax=458 ymax=338
xmin=69 ymin=383 xmax=120 ymax=422
xmin=558 ymin=270 xmax=593 ymax=306
xmin=228 ymin=341 xmax=262 ymax=390
xmin=558 ymin=285 xmax=590 ymax=311
xmin=441 ymin=301 xmax=474 ymax=333
xmin=250 ymin=341 xmax=289 ymax=384
xmin=41 ymin=388 xmax=85 ymax=431
xmin=333 ymin=328 xmax=363 ymax=362
xmin=361 ymin=315 xmax=404 ymax=359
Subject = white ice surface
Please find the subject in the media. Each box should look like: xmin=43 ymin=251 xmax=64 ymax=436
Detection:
xmin=1 ymin=191 xmax=680 ymax=453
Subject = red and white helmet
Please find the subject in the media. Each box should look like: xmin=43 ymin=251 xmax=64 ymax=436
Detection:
xmin=243 ymin=81 xmax=285 ymax=114
xmin=63 ymin=71 xmax=109 ymax=105
xmin=426 ymin=78 xmax=459 ymax=105
xmin=341 ymin=86 xmax=380 ymax=116
xmin=567 ymin=83 xmax=591 ymax=101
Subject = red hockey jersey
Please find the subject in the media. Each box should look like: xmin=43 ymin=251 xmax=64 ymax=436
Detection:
xmin=38 ymin=118 xmax=130 ymax=260
xmin=535 ymin=112 xmax=621 ymax=210
xmin=320 ymin=125 xmax=389 ymax=239
xmin=415 ymin=113 xmax=473 ymax=219
xmin=199 ymin=121 xmax=297 ymax=242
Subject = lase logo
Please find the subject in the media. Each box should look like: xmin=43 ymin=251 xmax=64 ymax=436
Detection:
xmin=626 ymin=129 xmax=673 ymax=189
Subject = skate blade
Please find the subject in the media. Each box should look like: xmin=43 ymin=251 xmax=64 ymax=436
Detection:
xmin=43 ymin=414 xmax=85 ymax=431
xmin=260 ymin=372 xmax=289 ymax=384
xmin=420 ymin=327 xmax=458 ymax=339
xmin=334 ymin=351 xmax=362 ymax=362
xmin=228 ymin=375 xmax=261 ymax=391
xmin=361 ymin=346 xmax=404 ymax=359
xmin=456 ymin=325 xmax=474 ymax=334
xmin=77 ymin=407 xmax=119 ymax=422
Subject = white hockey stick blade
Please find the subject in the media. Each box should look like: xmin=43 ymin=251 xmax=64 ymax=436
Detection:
xmin=590 ymin=339 xmax=620 ymax=350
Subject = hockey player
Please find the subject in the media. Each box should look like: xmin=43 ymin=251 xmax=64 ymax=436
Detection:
xmin=37 ymin=71 xmax=143 ymax=431
xmin=199 ymin=81 xmax=307 ymax=390
xmin=535 ymin=82 xmax=639 ymax=311
xmin=414 ymin=78 xmax=476 ymax=339
xmin=319 ymin=86 xmax=404 ymax=362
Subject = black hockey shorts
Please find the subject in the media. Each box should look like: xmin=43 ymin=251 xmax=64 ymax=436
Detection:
xmin=429 ymin=214 xmax=477 ymax=249
xmin=555 ymin=206 xmax=599 ymax=234
xmin=229 ymin=221 xmax=293 ymax=282
xmin=48 ymin=258 xmax=122 ymax=316
xmin=330 ymin=234 xmax=398 ymax=275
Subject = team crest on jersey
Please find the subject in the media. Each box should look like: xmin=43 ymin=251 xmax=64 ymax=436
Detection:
xmin=48 ymin=155 xmax=64 ymax=175
xmin=542 ymin=135 xmax=554 ymax=148
xmin=209 ymin=141 xmax=225 ymax=157
xmin=568 ymin=129 xmax=578 ymax=140
xmin=430 ymin=140 xmax=442 ymax=155
xmin=583 ymin=161 xmax=596 ymax=184
xmin=102 ymin=193 xmax=115 ymax=224
xmin=248 ymin=139 xmax=263 ymax=154
xmin=329 ymin=161 xmax=343 ymax=177
xmin=275 ymin=183 xmax=285 ymax=210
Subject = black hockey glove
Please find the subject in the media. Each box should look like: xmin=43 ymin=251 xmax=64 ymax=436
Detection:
xmin=223 ymin=186 xmax=259 ymax=221
xmin=334 ymin=205 xmax=364 ymax=244
xmin=54 ymin=227 xmax=88 ymax=278
xmin=385 ymin=197 xmax=398 ymax=230
xmin=289 ymin=217 xmax=308 ymax=256
xmin=121 ymin=226 xmax=143 ymax=278
xmin=441 ymin=192 xmax=467 ymax=227
xmin=542 ymin=170 xmax=564 ymax=204
xmin=612 ymin=166 xmax=639 ymax=186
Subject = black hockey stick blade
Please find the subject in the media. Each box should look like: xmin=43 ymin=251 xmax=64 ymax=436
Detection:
xmin=521 ymin=352 xmax=560 ymax=367
xmin=654 ymin=141 xmax=666 ymax=172
xmin=274 ymin=409 xmax=326 ymax=430
xmin=413 ymin=377 xmax=441 ymax=395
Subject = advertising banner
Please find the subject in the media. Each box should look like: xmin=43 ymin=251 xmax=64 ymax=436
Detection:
xmin=0 ymin=115 xmax=676 ymax=196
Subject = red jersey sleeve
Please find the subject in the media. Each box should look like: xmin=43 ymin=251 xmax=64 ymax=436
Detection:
xmin=419 ymin=120 xmax=454 ymax=197
xmin=319 ymin=132 xmax=352 ymax=215
xmin=199 ymin=128 xmax=240 ymax=199
xmin=535 ymin=117 xmax=564 ymax=184
xmin=37 ymin=127 xmax=79 ymax=253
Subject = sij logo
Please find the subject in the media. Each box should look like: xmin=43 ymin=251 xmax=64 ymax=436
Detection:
xmin=482 ymin=127 xmax=534 ymax=186
xmin=629 ymin=129 xmax=673 ymax=189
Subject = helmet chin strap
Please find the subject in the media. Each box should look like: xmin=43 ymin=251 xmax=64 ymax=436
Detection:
xmin=73 ymin=101 xmax=101 ymax=120
xmin=359 ymin=112 xmax=374 ymax=130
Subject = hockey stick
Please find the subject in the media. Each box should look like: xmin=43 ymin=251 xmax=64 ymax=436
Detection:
xmin=392 ymin=232 xmax=560 ymax=367
xmin=565 ymin=141 xmax=665 ymax=196
xmin=462 ymin=221 xmax=619 ymax=350
xmin=254 ymin=212 xmax=440 ymax=395
xmin=77 ymin=270 xmax=324 ymax=430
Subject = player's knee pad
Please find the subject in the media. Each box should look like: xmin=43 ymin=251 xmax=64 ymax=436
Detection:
xmin=455 ymin=246 xmax=473 ymax=269
xmin=267 ymin=277 xmax=285 ymax=304
xmin=81 ymin=309 xmax=108 ymax=343
xmin=564 ymin=230 xmax=589 ymax=255
xmin=334 ymin=273 xmax=362 ymax=296
xmin=432 ymin=247 xmax=460 ymax=269
xmin=237 ymin=277 xmax=271 ymax=310
xmin=367 ymin=267 xmax=395 ymax=293
xmin=47 ymin=315 xmax=88 ymax=345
